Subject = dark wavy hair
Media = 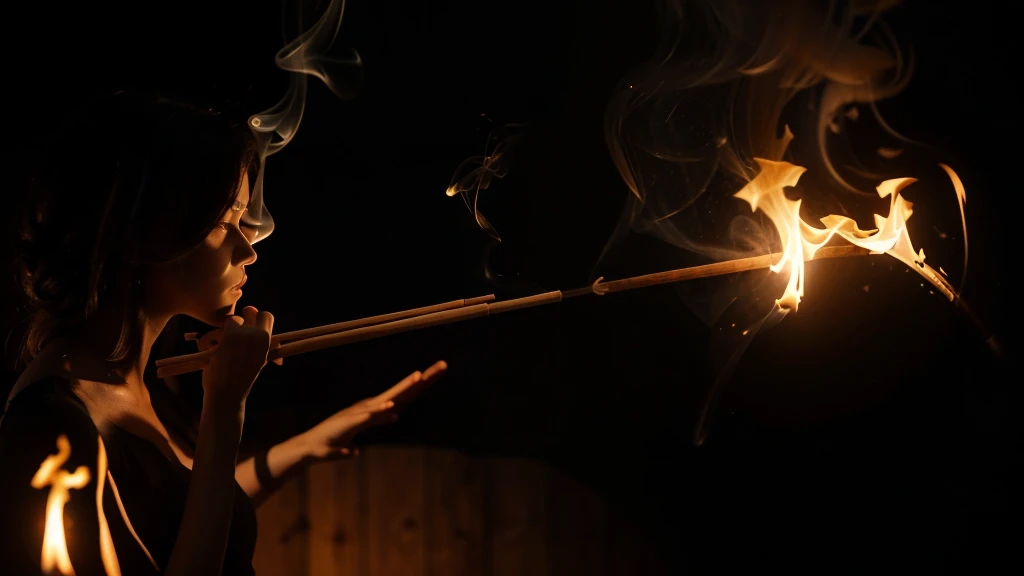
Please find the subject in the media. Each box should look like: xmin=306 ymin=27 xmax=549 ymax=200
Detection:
xmin=15 ymin=89 xmax=259 ymax=368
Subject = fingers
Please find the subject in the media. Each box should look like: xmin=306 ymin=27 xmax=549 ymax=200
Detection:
xmin=232 ymin=306 xmax=274 ymax=347
xmin=369 ymin=410 xmax=400 ymax=426
xmin=220 ymin=316 xmax=245 ymax=340
xmin=373 ymin=360 xmax=447 ymax=404
xmin=348 ymin=409 xmax=399 ymax=437
xmin=361 ymin=409 xmax=398 ymax=428
xmin=358 ymin=397 xmax=395 ymax=410
xmin=240 ymin=306 xmax=258 ymax=326
xmin=376 ymin=371 xmax=422 ymax=403
xmin=324 ymin=404 xmax=403 ymax=461
xmin=256 ymin=310 xmax=274 ymax=335
xmin=332 ymin=410 xmax=389 ymax=447
xmin=348 ymin=411 xmax=374 ymax=428
xmin=238 ymin=306 xmax=274 ymax=337
xmin=421 ymin=360 xmax=448 ymax=381
xmin=324 ymin=446 xmax=361 ymax=461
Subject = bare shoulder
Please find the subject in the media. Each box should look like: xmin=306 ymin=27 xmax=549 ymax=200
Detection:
xmin=1 ymin=349 xmax=101 ymax=471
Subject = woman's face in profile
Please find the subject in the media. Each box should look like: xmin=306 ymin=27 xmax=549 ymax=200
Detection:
xmin=145 ymin=173 xmax=258 ymax=326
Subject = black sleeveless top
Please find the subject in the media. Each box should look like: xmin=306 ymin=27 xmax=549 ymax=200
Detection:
xmin=0 ymin=375 xmax=258 ymax=575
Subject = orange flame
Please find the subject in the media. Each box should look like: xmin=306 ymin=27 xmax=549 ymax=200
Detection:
xmin=735 ymin=151 xmax=964 ymax=311
xmin=31 ymin=435 xmax=91 ymax=575
xmin=30 ymin=435 xmax=122 ymax=576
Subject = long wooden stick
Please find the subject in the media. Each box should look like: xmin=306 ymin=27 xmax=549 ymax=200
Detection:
xmin=154 ymin=246 xmax=873 ymax=378
xmin=267 ymin=294 xmax=495 ymax=344
xmin=562 ymin=245 xmax=870 ymax=297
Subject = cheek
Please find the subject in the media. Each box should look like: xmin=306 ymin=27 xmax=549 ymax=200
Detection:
xmin=158 ymin=246 xmax=231 ymax=297
xmin=143 ymin=232 xmax=242 ymax=317
xmin=178 ymin=245 xmax=232 ymax=289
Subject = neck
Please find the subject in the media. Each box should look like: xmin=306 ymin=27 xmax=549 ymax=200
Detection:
xmin=116 ymin=316 xmax=170 ymax=389
xmin=59 ymin=300 xmax=172 ymax=398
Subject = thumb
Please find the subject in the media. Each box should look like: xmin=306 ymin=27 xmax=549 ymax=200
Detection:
xmin=225 ymin=316 xmax=245 ymax=327
xmin=222 ymin=316 xmax=245 ymax=334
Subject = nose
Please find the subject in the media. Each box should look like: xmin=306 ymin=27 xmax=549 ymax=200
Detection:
xmin=233 ymin=227 xmax=258 ymax=266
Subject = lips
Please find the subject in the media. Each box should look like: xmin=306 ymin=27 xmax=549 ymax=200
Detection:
xmin=233 ymin=274 xmax=248 ymax=290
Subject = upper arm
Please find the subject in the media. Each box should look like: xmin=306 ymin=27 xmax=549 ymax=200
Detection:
xmin=0 ymin=396 xmax=157 ymax=576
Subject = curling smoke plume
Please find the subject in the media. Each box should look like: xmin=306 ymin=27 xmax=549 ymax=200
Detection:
xmin=446 ymin=123 xmax=528 ymax=243
xmin=446 ymin=122 xmax=547 ymax=297
xmin=600 ymin=0 xmax=969 ymax=444
xmin=243 ymin=0 xmax=363 ymax=242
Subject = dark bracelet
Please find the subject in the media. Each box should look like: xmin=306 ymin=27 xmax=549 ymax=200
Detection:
xmin=254 ymin=450 xmax=274 ymax=488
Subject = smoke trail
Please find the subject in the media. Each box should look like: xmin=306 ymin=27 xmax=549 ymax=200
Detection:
xmin=446 ymin=122 xmax=528 ymax=243
xmin=444 ymin=121 xmax=548 ymax=297
xmin=243 ymin=0 xmax=363 ymax=243
xmin=602 ymin=0 xmax=913 ymax=268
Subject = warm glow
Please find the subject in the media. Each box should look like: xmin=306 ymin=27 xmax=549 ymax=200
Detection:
xmin=95 ymin=439 xmax=122 ymax=576
xmin=734 ymin=148 xmax=963 ymax=311
xmin=31 ymin=435 xmax=91 ymax=576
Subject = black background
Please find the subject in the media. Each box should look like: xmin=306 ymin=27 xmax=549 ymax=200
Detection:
xmin=3 ymin=0 xmax=1019 ymax=572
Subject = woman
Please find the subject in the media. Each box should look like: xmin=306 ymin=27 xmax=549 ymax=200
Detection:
xmin=0 ymin=90 xmax=445 ymax=575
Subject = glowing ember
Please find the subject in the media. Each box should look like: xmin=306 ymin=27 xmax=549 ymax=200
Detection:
xmin=32 ymin=434 xmax=91 ymax=575
xmin=734 ymin=153 xmax=963 ymax=311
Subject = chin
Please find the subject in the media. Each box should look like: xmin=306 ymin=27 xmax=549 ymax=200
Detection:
xmin=194 ymin=303 xmax=239 ymax=327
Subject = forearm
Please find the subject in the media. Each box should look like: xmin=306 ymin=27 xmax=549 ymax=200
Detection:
xmin=236 ymin=431 xmax=317 ymax=508
xmin=164 ymin=399 xmax=245 ymax=576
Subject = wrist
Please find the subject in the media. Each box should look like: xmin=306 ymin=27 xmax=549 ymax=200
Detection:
xmin=291 ymin=430 xmax=324 ymax=461
xmin=201 ymin=394 xmax=246 ymax=430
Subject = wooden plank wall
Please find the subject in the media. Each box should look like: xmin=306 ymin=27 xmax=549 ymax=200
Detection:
xmin=254 ymin=446 xmax=666 ymax=576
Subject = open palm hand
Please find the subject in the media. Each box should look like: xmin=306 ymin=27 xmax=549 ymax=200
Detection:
xmin=301 ymin=360 xmax=447 ymax=460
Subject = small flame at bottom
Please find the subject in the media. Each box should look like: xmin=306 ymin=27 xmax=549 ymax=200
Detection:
xmin=31 ymin=435 xmax=91 ymax=575
xmin=734 ymin=154 xmax=964 ymax=311
xmin=31 ymin=435 xmax=122 ymax=576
